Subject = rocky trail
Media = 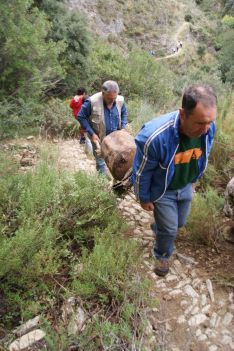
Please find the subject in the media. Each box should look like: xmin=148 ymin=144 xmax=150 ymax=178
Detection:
xmin=155 ymin=22 xmax=188 ymax=61
xmin=2 ymin=138 xmax=234 ymax=351
xmin=57 ymin=139 xmax=234 ymax=351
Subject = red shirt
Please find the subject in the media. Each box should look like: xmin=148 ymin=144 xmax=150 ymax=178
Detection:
xmin=69 ymin=95 xmax=83 ymax=118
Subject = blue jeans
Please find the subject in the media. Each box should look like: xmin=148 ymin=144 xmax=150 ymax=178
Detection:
xmin=92 ymin=142 xmax=107 ymax=175
xmin=152 ymin=183 xmax=193 ymax=261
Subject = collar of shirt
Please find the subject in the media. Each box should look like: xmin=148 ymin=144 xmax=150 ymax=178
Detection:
xmin=103 ymin=100 xmax=117 ymax=109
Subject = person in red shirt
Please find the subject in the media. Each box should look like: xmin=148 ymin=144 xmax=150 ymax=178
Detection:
xmin=70 ymin=87 xmax=88 ymax=144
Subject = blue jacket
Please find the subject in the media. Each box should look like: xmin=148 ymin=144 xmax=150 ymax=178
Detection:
xmin=132 ymin=110 xmax=216 ymax=203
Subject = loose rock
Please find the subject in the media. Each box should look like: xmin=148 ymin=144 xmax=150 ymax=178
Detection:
xmin=176 ymin=252 xmax=197 ymax=265
xmin=206 ymin=279 xmax=215 ymax=302
xmin=188 ymin=313 xmax=207 ymax=327
xmin=222 ymin=312 xmax=233 ymax=326
xmin=183 ymin=285 xmax=199 ymax=298
xmin=14 ymin=316 xmax=40 ymax=337
xmin=177 ymin=315 xmax=186 ymax=324
xmin=9 ymin=329 xmax=46 ymax=351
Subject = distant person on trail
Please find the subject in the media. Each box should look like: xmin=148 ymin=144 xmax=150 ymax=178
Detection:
xmin=70 ymin=87 xmax=88 ymax=144
xmin=132 ymin=85 xmax=217 ymax=277
xmin=179 ymin=41 xmax=183 ymax=48
xmin=77 ymin=80 xmax=128 ymax=175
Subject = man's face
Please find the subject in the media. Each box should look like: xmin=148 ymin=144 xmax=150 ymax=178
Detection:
xmin=103 ymin=91 xmax=118 ymax=105
xmin=179 ymin=102 xmax=216 ymax=138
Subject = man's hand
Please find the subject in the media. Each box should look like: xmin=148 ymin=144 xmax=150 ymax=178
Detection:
xmin=192 ymin=183 xmax=196 ymax=193
xmin=91 ymin=134 xmax=100 ymax=143
xmin=140 ymin=201 xmax=154 ymax=211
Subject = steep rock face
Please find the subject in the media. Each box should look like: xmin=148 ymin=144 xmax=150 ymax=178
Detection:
xmin=66 ymin=0 xmax=185 ymax=52
xmin=224 ymin=177 xmax=234 ymax=220
xmin=67 ymin=0 xmax=124 ymax=38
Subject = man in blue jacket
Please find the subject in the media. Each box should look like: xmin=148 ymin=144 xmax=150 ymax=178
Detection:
xmin=132 ymin=85 xmax=217 ymax=276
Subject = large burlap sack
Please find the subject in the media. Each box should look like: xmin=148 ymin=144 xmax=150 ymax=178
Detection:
xmin=101 ymin=129 xmax=136 ymax=181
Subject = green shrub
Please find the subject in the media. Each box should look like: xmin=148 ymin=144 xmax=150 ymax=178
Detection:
xmin=187 ymin=188 xmax=224 ymax=245
xmin=128 ymin=99 xmax=157 ymax=134
xmin=185 ymin=14 xmax=193 ymax=22
xmin=38 ymin=98 xmax=80 ymax=138
xmin=0 ymin=1 xmax=64 ymax=100
xmin=217 ymin=28 xmax=234 ymax=85
xmin=72 ymin=234 xmax=141 ymax=303
xmin=222 ymin=15 xmax=234 ymax=28
xmin=0 ymin=152 xmax=144 ymax=327
xmin=0 ymin=149 xmax=153 ymax=350
xmin=197 ymin=44 xmax=206 ymax=57
xmin=209 ymin=93 xmax=234 ymax=183
xmin=0 ymin=97 xmax=81 ymax=139
xmin=88 ymin=40 xmax=175 ymax=108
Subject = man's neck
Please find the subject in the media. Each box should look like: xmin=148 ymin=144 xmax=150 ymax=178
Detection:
xmin=104 ymin=101 xmax=115 ymax=109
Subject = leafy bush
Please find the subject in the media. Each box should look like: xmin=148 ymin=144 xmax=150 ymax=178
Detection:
xmin=187 ymin=188 xmax=224 ymax=245
xmin=222 ymin=14 xmax=234 ymax=28
xmin=38 ymin=98 xmax=80 ymax=138
xmin=0 ymin=0 xmax=64 ymax=100
xmin=33 ymin=0 xmax=91 ymax=95
xmin=72 ymin=235 xmax=141 ymax=303
xmin=185 ymin=14 xmax=193 ymax=22
xmin=210 ymin=92 xmax=234 ymax=177
xmin=217 ymin=28 xmax=234 ymax=85
xmin=88 ymin=40 xmax=175 ymax=108
xmin=0 ymin=98 xmax=42 ymax=139
xmin=224 ymin=0 xmax=234 ymax=16
xmin=0 ymin=150 xmax=151 ymax=342
xmin=0 ymin=97 xmax=80 ymax=139
xmin=128 ymin=99 xmax=157 ymax=134
xmin=197 ymin=44 xmax=206 ymax=57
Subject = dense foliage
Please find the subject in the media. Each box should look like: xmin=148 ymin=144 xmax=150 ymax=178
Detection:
xmin=0 ymin=154 xmax=150 ymax=348
xmin=0 ymin=0 xmax=64 ymax=100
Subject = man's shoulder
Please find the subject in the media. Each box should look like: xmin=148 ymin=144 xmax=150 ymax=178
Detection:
xmin=90 ymin=92 xmax=102 ymax=103
xmin=209 ymin=121 xmax=216 ymax=137
xmin=139 ymin=111 xmax=178 ymax=137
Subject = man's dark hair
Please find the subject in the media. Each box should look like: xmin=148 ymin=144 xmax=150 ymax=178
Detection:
xmin=76 ymin=87 xmax=87 ymax=95
xmin=182 ymin=85 xmax=217 ymax=118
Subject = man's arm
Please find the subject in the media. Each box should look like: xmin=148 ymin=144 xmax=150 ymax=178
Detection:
xmin=120 ymin=103 xmax=128 ymax=128
xmin=132 ymin=135 xmax=159 ymax=208
xmin=77 ymin=99 xmax=95 ymax=136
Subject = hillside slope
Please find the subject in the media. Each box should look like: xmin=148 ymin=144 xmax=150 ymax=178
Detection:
xmin=67 ymin=0 xmax=221 ymax=56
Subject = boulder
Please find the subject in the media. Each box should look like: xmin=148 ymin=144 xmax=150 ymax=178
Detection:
xmin=101 ymin=130 xmax=136 ymax=181
xmin=9 ymin=329 xmax=45 ymax=351
xmin=14 ymin=316 xmax=40 ymax=337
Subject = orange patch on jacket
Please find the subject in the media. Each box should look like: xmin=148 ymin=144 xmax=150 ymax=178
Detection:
xmin=174 ymin=148 xmax=202 ymax=164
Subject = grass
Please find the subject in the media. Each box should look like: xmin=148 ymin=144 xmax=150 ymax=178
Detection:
xmin=0 ymin=147 xmax=152 ymax=350
xmin=128 ymin=100 xmax=157 ymax=134
xmin=187 ymin=187 xmax=224 ymax=246
xmin=0 ymin=98 xmax=80 ymax=140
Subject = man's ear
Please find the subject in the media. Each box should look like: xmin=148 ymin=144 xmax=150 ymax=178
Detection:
xmin=179 ymin=108 xmax=185 ymax=121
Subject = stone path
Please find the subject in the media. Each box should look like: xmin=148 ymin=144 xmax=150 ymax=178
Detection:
xmin=118 ymin=193 xmax=234 ymax=351
xmin=155 ymin=22 xmax=188 ymax=61
xmin=56 ymin=139 xmax=96 ymax=174
xmin=57 ymin=139 xmax=234 ymax=351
